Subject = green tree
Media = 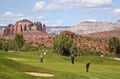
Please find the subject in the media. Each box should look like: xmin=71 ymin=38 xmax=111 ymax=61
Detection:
xmin=53 ymin=33 xmax=79 ymax=56
xmin=108 ymin=37 xmax=120 ymax=55
xmin=8 ymin=40 xmax=17 ymax=51
xmin=14 ymin=34 xmax=25 ymax=51
xmin=2 ymin=41 xmax=9 ymax=51
xmin=70 ymin=43 xmax=79 ymax=56
xmin=0 ymin=39 xmax=9 ymax=51
xmin=21 ymin=42 xmax=32 ymax=51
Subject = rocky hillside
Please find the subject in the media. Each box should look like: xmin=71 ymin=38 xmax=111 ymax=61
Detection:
xmin=57 ymin=31 xmax=108 ymax=54
xmin=83 ymin=29 xmax=120 ymax=39
xmin=66 ymin=20 xmax=120 ymax=34
xmin=0 ymin=19 xmax=47 ymax=36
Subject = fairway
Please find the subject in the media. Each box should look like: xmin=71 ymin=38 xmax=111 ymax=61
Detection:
xmin=0 ymin=51 xmax=120 ymax=79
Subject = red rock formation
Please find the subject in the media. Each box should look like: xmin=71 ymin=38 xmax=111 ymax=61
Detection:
xmin=2 ymin=19 xmax=47 ymax=36
xmin=42 ymin=24 xmax=46 ymax=33
xmin=59 ymin=30 xmax=108 ymax=54
xmin=3 ymin=24 xmax=13 ymax=36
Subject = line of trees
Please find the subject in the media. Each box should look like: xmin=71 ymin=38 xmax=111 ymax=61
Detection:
xmin=0 ymin=34 xmax=25 ymax=51
xmin=0 ymin=34 xmax=41 ymax=52
xmin=1 ymin=33 xmax=120 ymax=57
xmin=0 ymin=39 xmax=9 ymax=51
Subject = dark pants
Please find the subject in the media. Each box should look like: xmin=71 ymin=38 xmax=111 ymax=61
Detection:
xmin=40 ymin=57 xmax=43 ymax=63
xmin=72 ymin=58 xmax=74 ymax=64
xmin=86 ymin=67 xmax=89 ymax=72
xmin=86 ymin=63 xmax=90 ymax=72
xmin=72 ymin=59 xmax=74 ymax=64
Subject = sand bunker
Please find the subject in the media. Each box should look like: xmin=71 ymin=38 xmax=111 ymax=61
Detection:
xmin=24 ymin=72 xmax=54 ymax=77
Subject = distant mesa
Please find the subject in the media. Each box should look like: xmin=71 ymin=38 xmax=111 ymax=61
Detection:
xmin=66 ymin=20 xmax=120 ymax=35
xmin=1 ymin=19 xmax=47 ymax=36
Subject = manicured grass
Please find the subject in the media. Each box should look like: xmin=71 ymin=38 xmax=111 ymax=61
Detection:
xmin=0 ymin=50 xmax=120 ymax=79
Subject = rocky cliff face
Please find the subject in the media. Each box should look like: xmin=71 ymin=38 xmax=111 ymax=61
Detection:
xmin=2 ymin=19 xmax=46 ymax=36
xmin=66 ymin=20 xmax=120 ymax=34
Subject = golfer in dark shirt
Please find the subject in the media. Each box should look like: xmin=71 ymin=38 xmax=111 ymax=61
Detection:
xmin=86 ymin=62 xmax=90 ymax=72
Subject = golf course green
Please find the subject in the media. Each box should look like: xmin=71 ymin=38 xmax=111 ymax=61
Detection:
xmin=0 ymin=50 xmax=120 ymax=79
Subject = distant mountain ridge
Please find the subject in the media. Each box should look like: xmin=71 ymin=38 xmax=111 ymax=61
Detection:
xmin=45 ymin=20 xmax=120 ymax=35
xmin=0 ymin=26 xmax=5 ymax=29
xmin=83 ymin=29 xmax=120 ymax=39
xmin=66 ymin=20 xmax=120 ymax=34
xmin=1 ymin=20 xmax=120 ymax=35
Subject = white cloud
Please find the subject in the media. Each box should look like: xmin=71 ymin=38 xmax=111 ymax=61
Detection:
xmin=47 ymin=0 xmax=81 ymax=11
xmin=3 ymin=11 xmax=24 ymax=17
xmin=53 ymin=0 xmax=77 ymax=3
xmin=0 ymin=11 xmax=46 ymax=25
xmin=54 ymin=0 xmax=81 ymax=4
xmin=32 ymin=1 xmax=46 ymax=12
xmin=55 ymin=0 xmax=72 ymax=3
xmin=81 ymin=0 xmax=112 ymax=8
xmin=0 ymin=11 xmax=34 ymax=25
xmin=32 ymin=0 xmax=81 ymax=12
xmin=38 ymin=16 xmax=44 ymax=19
xmin=0 ymin=17 xmax=5 ymax=21
xmin=32 ymin=0 xmax=113 ymax=12
xmin=18 ymin=16 xmax=34 ymax=20
xmin=3 ymin=12 xmax=14 ymax=17
xmin=113 ymin=9 xmax=120 ymax=15
xmin=15 ymin=13 xmax=24 ymax=17
xmin=47 ymin=4 xmax=64 ymax=11
xmin=81 ymin=19 xmax=97 ymax=22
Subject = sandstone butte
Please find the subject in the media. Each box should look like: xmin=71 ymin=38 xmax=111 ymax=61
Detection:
xmin=0 ymin=19 xmax=53 ymax=47
xmin=2 ymin=19 xmax=46 ymax=35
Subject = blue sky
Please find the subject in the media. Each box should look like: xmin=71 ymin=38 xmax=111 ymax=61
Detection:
xmin=0 ymin=0 xmax=120 ymax=26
